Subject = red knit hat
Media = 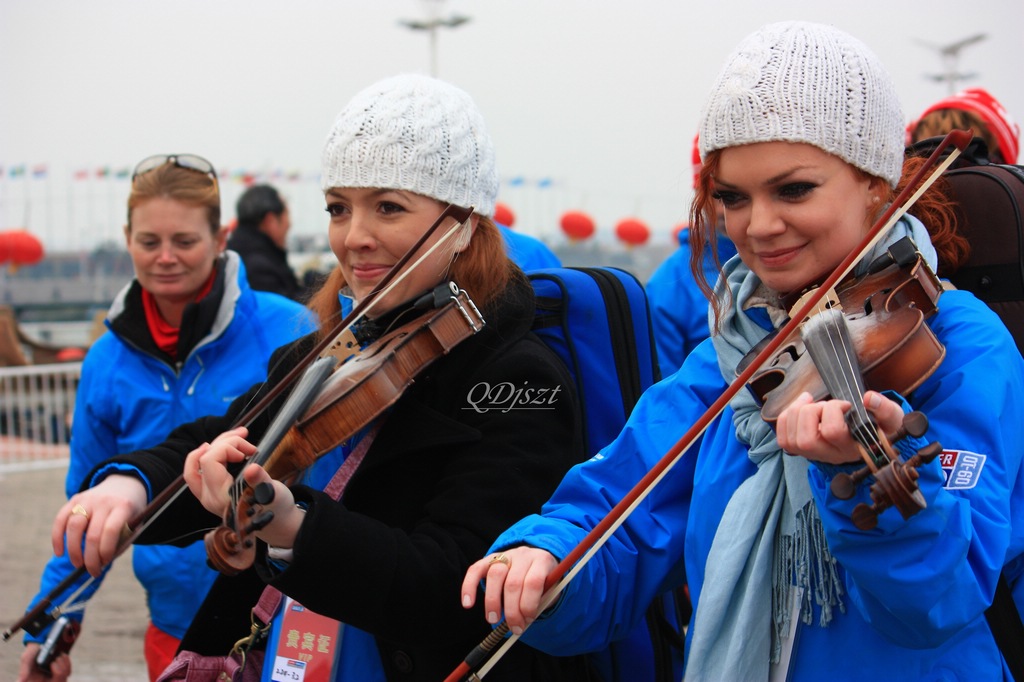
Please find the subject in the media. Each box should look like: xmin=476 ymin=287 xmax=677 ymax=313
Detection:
xmin=907 ymin=87 xmax=1019 ymax=164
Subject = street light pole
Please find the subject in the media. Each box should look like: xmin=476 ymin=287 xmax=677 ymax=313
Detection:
xmin=915 ymin=33 xmax=987 ymax=95
xmin=398 ymin=1 xmax=471 ymax=77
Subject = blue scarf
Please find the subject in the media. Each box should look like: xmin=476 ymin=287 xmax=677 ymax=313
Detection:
xmin=684 ymin=216 xmax=937 ymax=681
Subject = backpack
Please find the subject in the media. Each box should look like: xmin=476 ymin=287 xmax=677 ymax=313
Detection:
xmin=908 ymin=135 xmax=1024 ymax=355
xmin=528 ymin=266 xmax=688 ymax=682
xmin=944 ymin=162 xmax=1024 ymax=356
xmin=529 ymin=267 xmax=659 ymax=456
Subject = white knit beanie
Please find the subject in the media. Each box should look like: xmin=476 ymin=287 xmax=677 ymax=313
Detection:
xmin=698 ymin=21 xmax=905 ymax=188
xmin=321 ymin=74 xmax=498 ymax=217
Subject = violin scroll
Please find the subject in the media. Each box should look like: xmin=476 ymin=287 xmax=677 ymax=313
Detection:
xmin=845 ymin=440 xmax=943 ymax=531
xmin=830 ymin=409 xmax=943 ymax=530
xmin=204 ymin=483 xmax=278 ymax=575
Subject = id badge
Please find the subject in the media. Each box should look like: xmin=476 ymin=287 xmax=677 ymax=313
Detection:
xmin=265 ymin=597 xmax=344 ymax=682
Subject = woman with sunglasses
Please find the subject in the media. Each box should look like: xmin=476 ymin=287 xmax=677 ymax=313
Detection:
xmin=18 ymin=155 xmax=316 ymax=682
xmin=40 ymin=76 xmax=591 ymax=681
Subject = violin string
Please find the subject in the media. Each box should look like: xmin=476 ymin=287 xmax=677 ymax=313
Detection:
xmin=230 ymin=304 xmax=357 ymax=430
xmin=821 ymin=305 xmax=884 ymax=454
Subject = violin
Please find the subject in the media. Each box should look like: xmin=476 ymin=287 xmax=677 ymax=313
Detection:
xmin=742 ymin=236 xmax=946 ymax=529
xmin=205 ymin=283 xmax=485 ymax=575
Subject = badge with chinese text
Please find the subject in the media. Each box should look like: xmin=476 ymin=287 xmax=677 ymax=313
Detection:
xmin=269 ymin=598 xmax=343 ymax=682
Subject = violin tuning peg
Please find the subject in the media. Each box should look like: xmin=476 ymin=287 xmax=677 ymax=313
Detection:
xmin=244 ymin=510 xmax=275 ymax=534
xmin=910 ymin=441 xmax=943 ymax=465
xmin=830 ymin=465 xmax=873 ymax=500
xmin=851 ymin=503 xmax=879 ymax=530
xmin=894 ymin=411 xmax=929 ymax=441
xmin=252 ymin=482 xmax=276 ymax=506
xmin=831 ymin=473 xmax=857 ymax=500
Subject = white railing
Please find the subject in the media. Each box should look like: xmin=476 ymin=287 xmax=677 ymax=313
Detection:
xmin=0 ymin=362 xmax=82 ymax=467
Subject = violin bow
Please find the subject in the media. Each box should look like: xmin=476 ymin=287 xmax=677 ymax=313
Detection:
xmin=4 ymin=203 xmax=475 ymax=642
xmin=444 ymin=129 xmax=973 ymax=681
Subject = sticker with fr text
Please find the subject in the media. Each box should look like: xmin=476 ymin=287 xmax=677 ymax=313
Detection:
xmin=939 ymin=450 xmax=986 ymax=490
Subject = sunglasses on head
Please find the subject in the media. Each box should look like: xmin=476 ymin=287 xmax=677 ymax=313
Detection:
xmin=132 ymin=154 xmax=218 ymax=187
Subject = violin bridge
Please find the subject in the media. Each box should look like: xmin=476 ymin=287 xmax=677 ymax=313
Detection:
xmin=789 ymin=287 xmax=842 ymax=321
xmin=322 ymin=328 xmax=360 ymax=364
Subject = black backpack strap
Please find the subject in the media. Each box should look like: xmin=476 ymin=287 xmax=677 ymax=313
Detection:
xmin=987 ymin=572 xmax=1024 ymax=681
xmin=906 ymin=134 xmax=994 ymax=167
xmin=644 ymin=591 xmax=688 ymax=682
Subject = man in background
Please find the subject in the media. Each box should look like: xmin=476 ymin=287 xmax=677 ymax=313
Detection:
xmin=227 ymin=184 xmax=304 ymax=300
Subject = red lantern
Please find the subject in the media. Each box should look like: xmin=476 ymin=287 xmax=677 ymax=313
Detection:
xmin=559 ymin=210 xmax=595 ymax=241
xmin=0 ymin=230 xmax=44 ymax=266
xmin=56 ymin=347 xmax=87 ymax=362
xmin=614 ymin=218 xmax=650 ymax=247
xmin=493 ymin=202 xmax=515 ymax=228
xmin=672 ymin=223 xmax=689 ymax=244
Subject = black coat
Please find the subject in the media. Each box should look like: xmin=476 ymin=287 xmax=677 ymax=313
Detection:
xmin=103 ymin=274 xmax=595 ymax=681
xmin=226 ymin=229 xmax=304 ymax=301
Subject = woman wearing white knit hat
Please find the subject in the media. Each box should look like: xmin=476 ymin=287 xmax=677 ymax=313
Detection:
xmin=46 ymin=74 xmax=592 ymax=681
xmin=463 ymin=21 xmax=1024 ymax=681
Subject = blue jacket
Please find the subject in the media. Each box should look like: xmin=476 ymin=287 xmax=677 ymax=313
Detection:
xmin=498 ymin=224 xmax=561 ymax=271
xmin=493 ymin=289 xmax=1024 ymax=681
xmin=646 ymin=229 xmax=736 ymax=378
xmin=27 ymin=251 xmax=316 ymax=642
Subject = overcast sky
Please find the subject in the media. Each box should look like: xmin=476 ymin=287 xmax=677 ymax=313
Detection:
xmin=2 ymin=0 xmax=1022 ymax=250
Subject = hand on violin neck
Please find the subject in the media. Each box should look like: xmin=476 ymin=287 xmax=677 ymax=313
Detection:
xmin=184 ymin=427 xmax=257 ymax=516
xmin=775 ymin=390 xmax=905 ymax=465
xmin=240 ymin=465 xmax=303 ymax=550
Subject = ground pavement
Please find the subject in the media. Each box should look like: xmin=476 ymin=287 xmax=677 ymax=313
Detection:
xmin=0 ymin=461 xmax=148 ymax=680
